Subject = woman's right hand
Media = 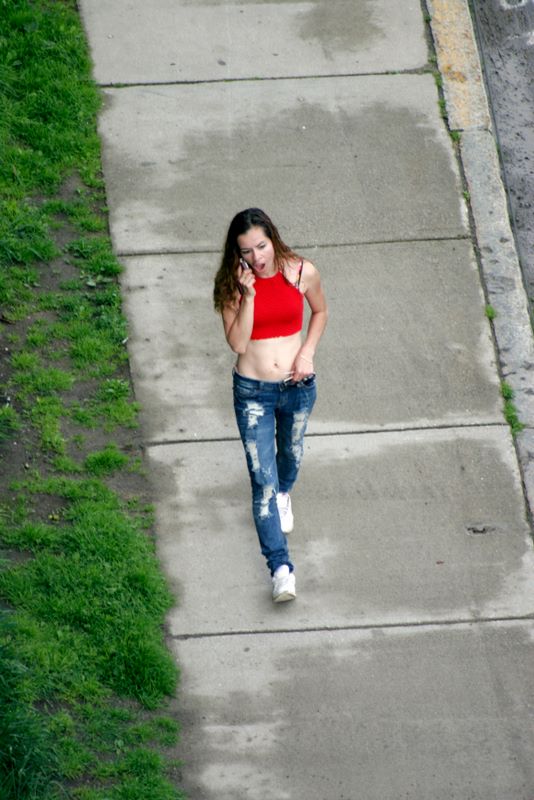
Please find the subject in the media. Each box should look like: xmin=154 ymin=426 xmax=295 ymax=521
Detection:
xmin=238 ymin=263 xmax=256 ymax=297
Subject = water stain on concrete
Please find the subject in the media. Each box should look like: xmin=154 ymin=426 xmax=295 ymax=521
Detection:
xmin=296 ymin=0 xmax=383 ymax=59
xmin=300 ymin=431 xmax=532 ymax=617
xmin=174 ymin=622 xmax=534 ymax=798
xmin=101 ymin=92 xmax=463 ymax=250
xmin=182 ymin=0 xmax=384 ymax=58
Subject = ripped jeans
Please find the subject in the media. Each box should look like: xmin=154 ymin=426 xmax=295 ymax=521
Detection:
xmin=233 ymin=370 xmax=317 ymax=575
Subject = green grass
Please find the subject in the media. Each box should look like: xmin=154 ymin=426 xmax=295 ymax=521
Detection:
xmin=84 ymin=444 xmax=130 ymax=475
xmin=501 ymin=381 xmax=525 ymax=436
xmin=0 ymin=621 xmax=61 ymax=798
xmin=0 ymin=1 xmax=184 ymax=798
xmin=42 ymin=199 xmax=106 ymax=233
xmin=0 ymin=405 xmax=20 ymax=443
xmin=0 ymin=2 xmax=101 ymax=199
xmin=1 ymin=478 xmax=177 ymax=708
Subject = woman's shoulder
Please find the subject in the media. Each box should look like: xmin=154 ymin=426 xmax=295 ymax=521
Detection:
xmin=301 ymin=258 xmax=317 ymax=276
xmin=282 ymin=256 xmax=317 ymax=288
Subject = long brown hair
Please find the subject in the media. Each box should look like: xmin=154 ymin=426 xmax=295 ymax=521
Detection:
xmin=213 ymin=208 xmax=299 ymax=313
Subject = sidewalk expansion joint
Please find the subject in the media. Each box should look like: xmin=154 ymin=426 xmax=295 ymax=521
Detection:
xmin=170 ymin=613 xmax=534 ymax=642
xmin=99 ymin=68 xmax=432 ymax=90
xmin=117 ymin=235 xmax=471 ymax=260
xmin=145 ymin=421 xmax=506 ymax=449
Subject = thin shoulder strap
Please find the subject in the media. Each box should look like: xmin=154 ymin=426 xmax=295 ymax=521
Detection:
xmin=296 ymin=259 xmax=304 ymax=289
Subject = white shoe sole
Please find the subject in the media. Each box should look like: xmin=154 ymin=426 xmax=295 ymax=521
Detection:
xmin=272 ymin=567 xmax=296 ymax=602
xmin=273 ymin=589 xmax=296 ymax=603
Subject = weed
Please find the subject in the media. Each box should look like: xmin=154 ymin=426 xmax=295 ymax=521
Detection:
xmin=501 ymin=380 xmax=513 ymax=401
xmin=501 ymin=381 xmax=525 ymax=436
xmin=485 ymin=304 xmax=496 ymax=320
xmin=99 ymin=379 xmax=131 ymax=401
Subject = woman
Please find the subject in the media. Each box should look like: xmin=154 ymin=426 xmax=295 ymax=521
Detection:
xmin=214 ymin=208 xmax=328 ymax=602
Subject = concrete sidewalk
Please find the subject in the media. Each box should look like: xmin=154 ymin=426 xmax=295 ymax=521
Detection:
xmin=80 ymin=1 xmax=534 ymax=797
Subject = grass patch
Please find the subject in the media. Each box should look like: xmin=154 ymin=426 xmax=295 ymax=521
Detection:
xmin=84 ymin=444 xmax=129 ymax=475
xmin=0 ymin=405 xmax=20 ymax=444
xmin=0 ymin=1 xmax=184 ymax=798
xmin=0 ymin=619 xmax=61 ymax=799
xmin=501 ymin=381 xmax=525 ymax=436
xmin=42 ymin=199 xmax=106 ymax=233
xmin=1 ymin=479 xmax=177 ymax=708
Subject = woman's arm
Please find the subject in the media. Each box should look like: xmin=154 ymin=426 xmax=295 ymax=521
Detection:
xmin=292 ymin=261 xmax=328 ymax=381
xmin=221 ymin=263 xmax=256 ymax=354
xmin=222 ymin=294 xmax=254 ymax=354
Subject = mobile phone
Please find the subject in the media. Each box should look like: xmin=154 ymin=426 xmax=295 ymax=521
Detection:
xmin=239 ymin=258 xmax=250 ymax=270
xmin=283 ymin=373 xmax=315 ymax=386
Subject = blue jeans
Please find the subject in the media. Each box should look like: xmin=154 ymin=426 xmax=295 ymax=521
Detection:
xmin=233 ymin=370 xmax=317 ymax=575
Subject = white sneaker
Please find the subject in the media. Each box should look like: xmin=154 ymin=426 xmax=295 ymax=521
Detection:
xmin=276 ymin=492 xmax=294 ymax=534
xmin=272 ymin=565 xmax=296 ymax=603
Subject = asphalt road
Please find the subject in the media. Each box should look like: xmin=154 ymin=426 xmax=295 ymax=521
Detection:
xmin=470 ymin=0 xmax=534 ymax=301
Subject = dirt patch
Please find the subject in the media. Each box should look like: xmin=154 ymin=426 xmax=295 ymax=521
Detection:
xmin=0 ymin=173 xmax=153 ymax=526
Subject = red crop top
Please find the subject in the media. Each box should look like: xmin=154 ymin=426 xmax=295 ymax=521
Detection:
xmin=247 ymin=267 xmax=304 ymax=340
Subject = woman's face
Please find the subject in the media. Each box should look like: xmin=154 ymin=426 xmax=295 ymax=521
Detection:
xmin=237 ymin=226 xmax=276 ymax=277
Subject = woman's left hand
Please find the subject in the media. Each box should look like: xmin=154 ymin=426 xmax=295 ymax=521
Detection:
xmin=292 ymin=352 xmax=314 ymax=382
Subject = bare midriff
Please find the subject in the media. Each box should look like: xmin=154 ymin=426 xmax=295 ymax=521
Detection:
xmin=235 ymin=331 xmax=302 ymax=382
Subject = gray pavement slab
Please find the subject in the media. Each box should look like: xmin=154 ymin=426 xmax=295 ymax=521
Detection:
xmin=148 ymin=427 xmax=534 ymax=637
xmin=122 ymin=240 xmax=501 ymax=443
xmin=171 ymin=620 xmax=534 ymax=800
xmin=80 ymin=0 xmax=427 ymax=85
xmin=98 ymin=74 xmax=467 ymax=254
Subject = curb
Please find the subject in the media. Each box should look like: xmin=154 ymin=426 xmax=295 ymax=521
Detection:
xmin=428 ymin=0 xmax=534 ymax=521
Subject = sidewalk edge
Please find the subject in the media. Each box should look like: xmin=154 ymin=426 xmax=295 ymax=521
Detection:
xmin=428 ymin=0 xmax=534 ymax=521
